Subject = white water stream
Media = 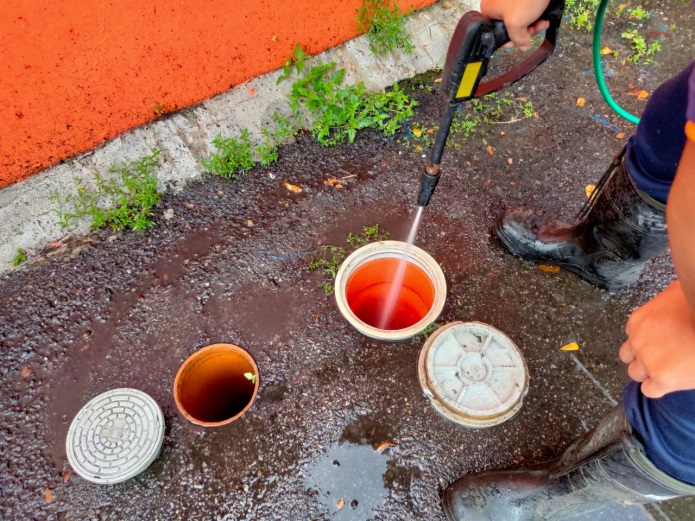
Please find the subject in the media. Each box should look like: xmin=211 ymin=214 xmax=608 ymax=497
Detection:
xmin=378 ymin=206 xmax=425 ymax=329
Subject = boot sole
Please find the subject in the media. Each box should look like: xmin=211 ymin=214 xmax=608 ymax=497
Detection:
xmin=494 ymin=221 xmax=623 ymax=293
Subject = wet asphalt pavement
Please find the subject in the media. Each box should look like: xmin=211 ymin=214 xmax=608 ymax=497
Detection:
xmin=2 ymin=2 xmax=695 ymax=519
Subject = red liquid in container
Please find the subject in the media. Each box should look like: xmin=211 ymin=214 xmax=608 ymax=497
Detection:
xmin=345 ymin=257 xmax=435 ymax=330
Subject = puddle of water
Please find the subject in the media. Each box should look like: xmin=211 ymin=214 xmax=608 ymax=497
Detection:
xmin=305 ymin=442 xmax=389 ymax=521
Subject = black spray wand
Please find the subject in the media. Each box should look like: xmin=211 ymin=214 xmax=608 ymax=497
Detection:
xmin=417 ymin=0 xmax=565 ymax=207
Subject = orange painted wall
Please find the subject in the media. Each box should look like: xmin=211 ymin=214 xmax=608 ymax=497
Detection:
xmin=1 ymin=0 xmax=435 ymax=188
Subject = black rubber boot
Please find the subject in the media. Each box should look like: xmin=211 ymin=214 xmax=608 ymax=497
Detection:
xmin=442 ymin=406 xmax=695 ymax=521
xmin=494 ymin=150 xmax=668 ymax=293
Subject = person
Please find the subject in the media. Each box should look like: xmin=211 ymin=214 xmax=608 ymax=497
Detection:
xmin=442 ymin=0 xmax=695 ymax=519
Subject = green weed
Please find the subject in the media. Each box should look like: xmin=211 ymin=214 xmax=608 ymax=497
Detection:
xmin=202 ymin=113 xmax=296 ymax=176
xmin=621 ymin=29 xmax=660 ymax=64
xmin=51 ymin=151 xmax=162 ymax=232
xmin=309 ymin=245 xmax=346 ymax=294
xmin=202 ymin=130 xmax=256 ymax=179
xmin=12 ymin=249 xmax=26 ymax=267
xmin=310 ymin=224 xmax=390 ymax=294
xmin=523 ymin=100 xmax=535 ymax=119
xmin=279 ymin=45 xmax=417 ymax=146
xmin=356 ymin=0 xmax=415 ymax=57
xmin=565 ymin=0 xmax=600 ymax=31
xmin=418 ymin=322 xmax=442 ymax=338
xmin=627 ymin=5 xmax=651 ymax=20
xmin=347 ymin=224 xmax=390 ymax=248
xmin=152 ymin=102 xmax=165 ymax=116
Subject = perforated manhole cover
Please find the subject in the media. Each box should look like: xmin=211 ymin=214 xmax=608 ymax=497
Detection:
xmin=418 ymin=321 xmax=529 ymax=428
xmin=66 ymin=388 xmax=165 ymax=484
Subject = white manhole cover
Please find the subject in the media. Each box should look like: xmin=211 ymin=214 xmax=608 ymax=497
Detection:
xmin=418 ymin=321 xmax=529 ymax=428
xmin=66 ymin=388 xmax=165 ymax=484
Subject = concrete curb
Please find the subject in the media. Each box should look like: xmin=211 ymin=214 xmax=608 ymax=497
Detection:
xmin=0 ymin=0 xmax=477 ymax=275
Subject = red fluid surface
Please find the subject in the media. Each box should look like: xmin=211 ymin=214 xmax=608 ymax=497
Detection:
xmin=345 ymin=257 xmax=435 ymax=330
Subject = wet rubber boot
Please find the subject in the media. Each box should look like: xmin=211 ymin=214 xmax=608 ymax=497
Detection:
xmin=494 ymin=149 xmax=668 ymax=293
xmin=441 ymin=406 xmax=695 ymax=521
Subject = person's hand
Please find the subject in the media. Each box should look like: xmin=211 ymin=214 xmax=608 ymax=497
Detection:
xmin=620 ymin=280 xmax=695 ymax=398
xmin=480 ymin=0 xmax=551 ymax=51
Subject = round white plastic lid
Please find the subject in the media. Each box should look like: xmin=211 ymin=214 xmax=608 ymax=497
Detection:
xmin=418 ymin=321 xmax=529 ymax=428
xmin=66 ymin=388 xmax=165 ymax=484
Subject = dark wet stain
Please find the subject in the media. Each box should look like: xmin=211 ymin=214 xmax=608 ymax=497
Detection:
xmin=260 ymin=383 xmax=288 ymax=403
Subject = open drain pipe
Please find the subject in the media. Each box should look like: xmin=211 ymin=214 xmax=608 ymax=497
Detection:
xmin=417 ymin=0 xmax=565 ymax=208
xmin=174 ymin=343 xmax=259 ymax=427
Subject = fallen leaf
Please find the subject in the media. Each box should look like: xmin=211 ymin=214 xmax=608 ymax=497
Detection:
xmin=246 ymin=219 xmax=254 ymax=227
xmin=427 ymin=128 xmax=434 ymax=134
xmin=628 ymin=83 xmax=635 ymax=89
xmin=618 ymin=2 xmax=631 ymax=9
xmin=507 ymin=158 xmax=513 ymax=165
xmin=585 ymin=184 xmax=597 ymax=200
xmin=412 ymin=127 xmax=422 ymax=138
xmin=337 ymin=499 xmax=345 ymax=509
xmin=45 ymin=488 xmax=53 ymax=503
xmin=21 ymin=367 xmax=32 ymax=378
xmin=247 ymin=87 xmax=256 ymax=96
xmin=500 ymin=131 xmax=505 ymax=136
xmin=434 ymin=77 xmax=442 ymax=83
xmin=381 ymin=162 xmax=387 ymax=167
xmin=600 ymin=46 xmax=613 ymax=55
xmin=538 ymin=264 xmax=561 ymax=273
xmin=323 ymin=177 xmax=338 ymax=186
xmin=627 ymin=90 xmax=649 ymax=99
xmin=616 ymin=132 xmax=625 ymax=139
xmin=534 ymin=112 xmax=540 ymax=119
xmin=517 ymin=97 xmax=528 ymax=102
xmin=334 ymin=183 xmax=343 ymax=189
xmin=486 ymin=145 xmax=494 ymax=155
xmin=63 ymin=470 xmax=72 ymax=483
xmin=576 ymin=97 xmax=586 ymax=107
xmin=52 ymin=242 xmax=61 ymax=248
xmin=560 ymin=342 xmax=580 ymax=351
xmin=283 ymin=181 xmax=302 ymax=194
xmin=376 ymin=441 xmax=397 ymax=454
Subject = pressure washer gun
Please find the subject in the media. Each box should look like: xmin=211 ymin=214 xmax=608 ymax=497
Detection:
xmin=417 ymin=0 xmax=565 ymax=207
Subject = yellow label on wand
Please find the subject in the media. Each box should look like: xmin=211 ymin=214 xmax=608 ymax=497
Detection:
xmin=456 ymin=61 xmax=483 ymax=99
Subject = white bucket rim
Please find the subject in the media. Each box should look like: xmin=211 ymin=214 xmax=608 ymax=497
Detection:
xmin=334 ymin=240 xmax=447 ymax=341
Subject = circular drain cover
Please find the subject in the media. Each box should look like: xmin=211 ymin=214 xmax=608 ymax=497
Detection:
xmin=418 ymin=321 xmax=528 ymax=428
xmin=66 ymin=388 xmax=165 ymax=484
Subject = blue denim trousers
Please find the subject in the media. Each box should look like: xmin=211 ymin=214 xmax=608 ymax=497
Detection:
xmin=622 ymin=62 xmax=695 ymax=485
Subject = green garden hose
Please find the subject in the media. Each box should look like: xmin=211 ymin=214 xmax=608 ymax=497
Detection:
xmin=592 ymin=0 xmax=641 ymax=124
